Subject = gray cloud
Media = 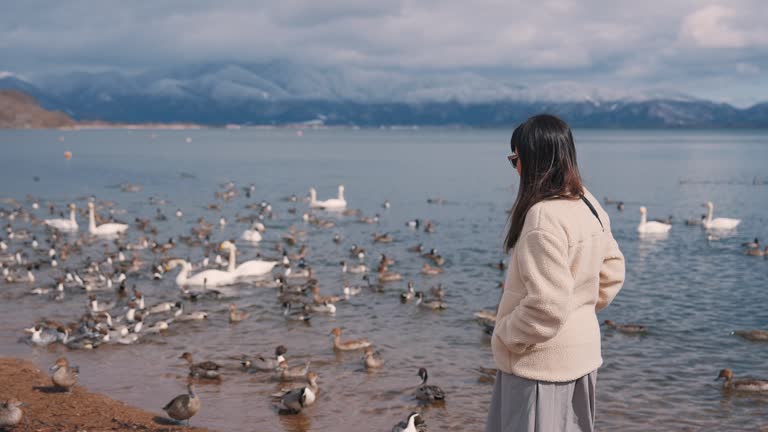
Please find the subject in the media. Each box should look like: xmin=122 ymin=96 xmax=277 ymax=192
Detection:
xmin=1 ymin=0 xmax=766 ymax=105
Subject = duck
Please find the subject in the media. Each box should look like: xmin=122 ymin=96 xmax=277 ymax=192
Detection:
xmin=360 ymin=214 xmax=380 ymax=224
xmin=180 ymin=352 xmax=220 ymax=379
xmin=732 ymin=329 xmax=768 ymax=342
xmin=0 ymin=398 xmax=24 ymax=429
xmin=602 ymin=319 xmax=647 ymax=334
xmin=44 ymin=203 xmax=78 ymax=232
xmin=243 ymin=345 xmax=288 ymax=371
xmin=275 ymin=360 xmax=311 ymax=381
xmin=229 ymin=303 xmax=250 ymax=323
xmin=165 ymin=258 xmax=236 ymax=287
xmin=637 ymin=207 xmax=671 ymax=234
xmin=282 ymin=302 xmax=312 ymax=322
xmin=422 ymin=248 xmax=444 ymax=266
xmin=50 ymin=357 xmax=79 ymax=391
xmin=340 ymin=260 xmax=368 ymax=274
xmin=415 ymin=292 xmax=446 ymax=310
xmin=312 ymin=285 xmax=344 ymax=304
xmin=392 ymin=412 xmax=426 ymax=432
xmin=308 ymin=300 xmax=336 ymax=314
xmin=490 ymin=260 xmax=506 ymax=270
xmin=702 ymin=201 xmax=740 ymax=230
xmin=742 ymin=238 xmax=760 ymax=249
xmin=716 ymin=368 xmax=768 ymax=392
xmin=277 ymin=386 xmax=315 ymax=414
xmin=745 ymin=246 xmax=768 ymax=257
xmin=363 ymin=347 xmax=383 ymax=369
xmin=421 ymin=263 xmax=444 ymax=275
xmin=342 ymin=281 xmax=363 ymax=298
xmin=373 ymin=232 xmax=394 ymax=243
xmin=686 ymin=215 xmax=706 ymax=226
xmin=408 ymin=243 xmax=423 ymax=253
xmin=414 ymin=368 xmax=445 ymax=402
xmin=330 ymin=327 xmax=372 ymax=351
xmin=309 ymin=185 xmax=347 ymax=210
xmin=400 ymin=282 xmax=416 ymax=302
xmin=377 ymin=263 xmax=402 ymax=283
xmin=87 ymin=202 xmax=128 ymax=236
xmin=162 ymin=383 xmax=201 ymax=425
xmin=406 ymin=219 xmax=421 ymax=229
xmin=241 ymin=222 xmax=265 ymax=242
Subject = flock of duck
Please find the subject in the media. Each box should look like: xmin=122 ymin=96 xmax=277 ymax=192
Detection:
xmin=0 ymin=183 xmax=766 ymax=431
xmin=0 ymin=184 xmax=455 ymax=431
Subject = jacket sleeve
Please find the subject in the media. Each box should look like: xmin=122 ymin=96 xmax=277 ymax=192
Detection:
xmin=494 ymin=229 xmax=574 ymax=353
xmin=596 ymin=234 xmax=625 ymax=312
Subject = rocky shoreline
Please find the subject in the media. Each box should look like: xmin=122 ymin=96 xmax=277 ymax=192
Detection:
xmin=0 ymin=357 xmax=209 ymax=432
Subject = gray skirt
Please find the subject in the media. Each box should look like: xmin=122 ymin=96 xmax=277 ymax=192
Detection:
xmin=485 ymin=370 xmax=597 ymax=432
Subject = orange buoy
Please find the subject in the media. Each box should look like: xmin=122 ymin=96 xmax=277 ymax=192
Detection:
xmin=64 ymin=151 xmax=72 ymax=160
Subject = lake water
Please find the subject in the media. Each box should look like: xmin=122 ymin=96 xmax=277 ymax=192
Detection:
xmin=0 ymin=127 xmax=767 ymax=431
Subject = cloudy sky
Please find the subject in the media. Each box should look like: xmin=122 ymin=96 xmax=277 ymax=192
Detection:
xmin=1 ymin=0 xmax=766 ymax=105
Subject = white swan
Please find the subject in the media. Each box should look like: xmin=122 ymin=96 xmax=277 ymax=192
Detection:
xmin=703 ymin=201 xmax=740 ymax=230
xmin=241 ymin=222 xmax=265 ymax=242
xmin=44 ymin=204 xmax=78 ymax=232
xmin=87 ymin=202 xmax=128 ymax=236
xmin=638 ymin=207 xmax=671 ymax=234
xmin=309 ymin=185 xmax=347 ymax=210
xmin=220 ymin=241 xmax=278 ymax=277
xmin=165 ymin=258 xmax=236 ymax=287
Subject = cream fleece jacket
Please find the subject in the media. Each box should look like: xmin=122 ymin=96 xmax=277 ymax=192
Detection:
xmin=492 ymin=188 xmax=625 ymax=382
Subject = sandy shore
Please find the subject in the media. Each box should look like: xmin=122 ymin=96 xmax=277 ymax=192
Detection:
xmin=0 ymin=357 xmax=209 ymax=432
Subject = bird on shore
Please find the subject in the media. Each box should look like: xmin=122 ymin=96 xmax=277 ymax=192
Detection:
xmin=602 ymin=320 xmax=647 ymax=335
xmin=716 ymin=369 xmax=768 ymax=392
xmin=0 ymin=398 xmax=24 ymax=429
xmin=180 ymin=352 xmax=221 ymax=379
xmin=50 ymin=357 xmax=78 ymax=391
xmin=163 ymin=383 xmax=201 ymax=425
xmin=414 ymin=368 xmax=445 ymax=402
xmin=330 ymin=327 xmax=371 ymax=351
xmin=392 ymin=412 xmax=426 ymax=432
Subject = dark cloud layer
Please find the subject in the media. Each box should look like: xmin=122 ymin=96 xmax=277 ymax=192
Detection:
xmin=1 ymin=0 xmax=766 ymax=105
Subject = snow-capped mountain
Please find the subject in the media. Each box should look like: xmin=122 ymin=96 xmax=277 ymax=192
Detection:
xmin=0 ymin=62 xmax=765 ymax=127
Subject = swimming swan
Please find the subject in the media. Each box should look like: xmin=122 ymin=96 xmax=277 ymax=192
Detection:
xmin=241 ymin=222 xmax=265 ymax=242
xmin=44 ymin=204 xmax=78 ymax=232
xmin=166 ymin=258 xmax=236 ymax=287
xmin=309 ymin=185 xmax=347 ymax=210
xmin=220 ymin=241 xmax=278 ymax=277
xmin=87 ymin=202 xmax=128 ymax=236
xmin=703 ymin=201 xmax=740 ymax=230
xmin=637 ymin=207 xmax=672 ymax=234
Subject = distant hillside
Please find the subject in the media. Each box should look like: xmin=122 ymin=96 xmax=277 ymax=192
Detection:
xmin=0 ymin=90 xmax=75 ymax=128
xmin=1 ymin=62 xmax=767 ymax=128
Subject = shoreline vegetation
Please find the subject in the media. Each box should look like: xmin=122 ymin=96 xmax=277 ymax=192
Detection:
xmin=0 ymin=357 xmax=208 ymax=432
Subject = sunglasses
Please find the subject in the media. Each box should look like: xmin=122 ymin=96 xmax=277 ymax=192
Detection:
xmin=507 ymin=153 xmax=518 ymax=168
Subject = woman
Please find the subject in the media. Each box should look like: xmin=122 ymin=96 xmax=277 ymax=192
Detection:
xmin=486 ymin=114 xmax=625 ymax=432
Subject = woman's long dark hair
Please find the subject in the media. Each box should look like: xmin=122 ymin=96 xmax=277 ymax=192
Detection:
xmin=504 ymin=114 xmax=583 ymax=252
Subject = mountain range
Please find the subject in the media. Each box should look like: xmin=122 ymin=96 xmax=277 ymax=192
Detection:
xmin=1 ymin=62 xmax=766 ymax=128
